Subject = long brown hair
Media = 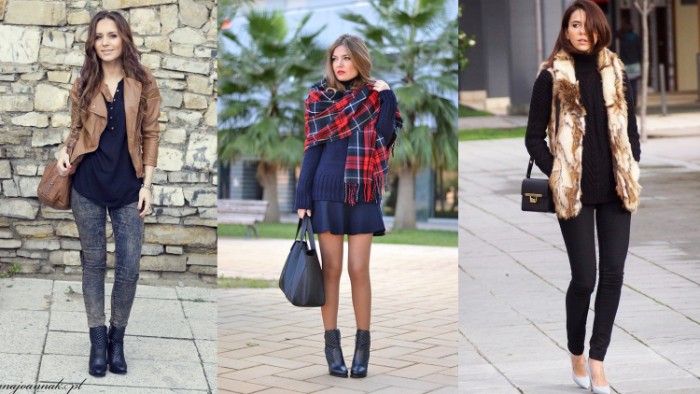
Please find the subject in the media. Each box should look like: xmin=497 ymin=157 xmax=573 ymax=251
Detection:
xmin=324 ymin=34 xmax=372 ymax=92
xmin=78 ymin=11 xmax=148 ymax=111
xmin=543 ymin=0 xmax=612 ymax=68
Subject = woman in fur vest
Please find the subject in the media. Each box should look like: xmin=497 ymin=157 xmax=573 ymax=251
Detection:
xmin=525 ymin=1 xmax=641 ymax=393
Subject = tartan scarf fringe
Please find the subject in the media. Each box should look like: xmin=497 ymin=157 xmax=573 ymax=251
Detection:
xmin=343 ymin=171 xmax=386 ymax=207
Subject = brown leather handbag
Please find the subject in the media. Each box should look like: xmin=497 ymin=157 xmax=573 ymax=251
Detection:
xmin=37 ymin=139 xmax=78 ymax=210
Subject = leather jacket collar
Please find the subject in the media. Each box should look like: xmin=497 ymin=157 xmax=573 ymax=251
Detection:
xmin=65 ymin=67 xmax=161 ymax=178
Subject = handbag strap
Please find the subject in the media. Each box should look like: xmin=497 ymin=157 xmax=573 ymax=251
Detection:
xmin=294 ymin=215 xmax=318 ymax=252
xmin=526 ymin=157 xmax=535 ymax=179
xmin=295 ymin=217 xmax=308 ymax=243
xmin=302 ymin=216 xmax=317 ymax=252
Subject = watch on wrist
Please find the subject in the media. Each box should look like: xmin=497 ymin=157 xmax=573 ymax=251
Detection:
xmin=141 ymin=183 xmax=153 ymax=191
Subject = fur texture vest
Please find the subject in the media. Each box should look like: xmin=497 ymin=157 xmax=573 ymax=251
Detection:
xmin=546 ymin=48 xmax=641 ymax=219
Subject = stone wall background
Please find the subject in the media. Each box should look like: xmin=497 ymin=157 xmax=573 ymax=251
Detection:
xmin=0 ymin=0 xmax=218 ymax=285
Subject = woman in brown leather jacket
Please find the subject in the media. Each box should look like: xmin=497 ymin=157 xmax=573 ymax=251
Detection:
xmin=56 ymin=11 xmax=161 ymax=377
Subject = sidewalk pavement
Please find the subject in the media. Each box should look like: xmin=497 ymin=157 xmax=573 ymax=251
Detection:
xmin=0 ymin=278 xmax=216 ymax=393
xmin=217 ymin=238 xmax=458 ymax=393
xmin=458 ymin=110 xmax=700 ymax=138
xmin=459 ymin=136 xmax=700 ymax=393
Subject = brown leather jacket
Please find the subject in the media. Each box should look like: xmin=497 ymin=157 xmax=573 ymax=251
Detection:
xmin=64 ymin=67 xmax=161 ymax=178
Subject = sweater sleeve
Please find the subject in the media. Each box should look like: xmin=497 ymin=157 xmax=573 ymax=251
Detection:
xmin=376 ymin=90 xmax=397 ymax=143
xmin=294 ymin=144 xmax=323 ymax=210
xmin=525 ymin=70 xmax=555 ymax=176
xmin=624 ymin=74 xmax=641 ymax=162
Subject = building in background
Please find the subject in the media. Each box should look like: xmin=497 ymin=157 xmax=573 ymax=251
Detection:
xmin=460 ymin=0 xmax=699 ymax=114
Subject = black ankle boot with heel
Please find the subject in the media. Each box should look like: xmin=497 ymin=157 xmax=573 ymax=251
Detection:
xmin=107 ymin=325 xmax=128 ymax=374
xmin=350 ymin=329 xmax=370 ymax=378
xmin=324 ymin=329 xmax=348 ymax=377
xmin=88 ymin=326 xmax=108 ymax=377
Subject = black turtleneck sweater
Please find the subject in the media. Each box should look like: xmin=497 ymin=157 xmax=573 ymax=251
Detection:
xmin=525 ymin=51 xmax=641 ymax=205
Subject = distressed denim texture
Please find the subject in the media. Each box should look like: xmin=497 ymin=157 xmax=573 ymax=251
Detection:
xmin=71 ymin=188 xmax=144 ymax=329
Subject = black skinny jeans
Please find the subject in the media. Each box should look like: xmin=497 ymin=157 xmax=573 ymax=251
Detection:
xmin=558 ymin=201 xmax=631 ymax=361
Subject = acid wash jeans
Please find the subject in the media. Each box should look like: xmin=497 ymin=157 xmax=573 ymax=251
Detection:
xmin=71 ymin=188 xmax=143 ymax=329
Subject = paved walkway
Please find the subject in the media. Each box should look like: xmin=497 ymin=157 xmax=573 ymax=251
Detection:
xmin=459 ymin=102 xmax=700 ymax=139
xmin=459 ymin=136 xmax=700 ymax=393
xmin=0 ymin=278 xmax=216 ymax=393
xmin=218 ymin=239 xmax=458 ymax=393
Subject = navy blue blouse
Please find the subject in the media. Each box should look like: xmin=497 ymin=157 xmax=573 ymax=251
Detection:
xmin=73 ymin=79 xmax=141 ymax=207
xmin=294 ymin=88 xmax=398 ymax=209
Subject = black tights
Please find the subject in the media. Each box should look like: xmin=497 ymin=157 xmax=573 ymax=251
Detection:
xmin=558 ymin=201 xmax=631 ymax=361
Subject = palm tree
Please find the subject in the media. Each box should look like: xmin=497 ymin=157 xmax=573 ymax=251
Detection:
xmin=342 ymin=0 xmax=459 ymax=229
xmin=218 ymin=10 xmax=324 ymax=222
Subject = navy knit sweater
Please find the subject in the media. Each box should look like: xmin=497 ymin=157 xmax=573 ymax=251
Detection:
xmin=295 ymin=87 xmax=398 ymax=209
xmin=525 ymin=51 xmax=641 ymax=205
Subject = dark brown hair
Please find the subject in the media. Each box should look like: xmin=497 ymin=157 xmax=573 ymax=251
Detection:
xmin=324 ymin=34 xmax=372 ymax=92
xmin=543 ymin=0 xmax=612 ymax=68
xmin=78 ymin=11 xmax=148 ymax=111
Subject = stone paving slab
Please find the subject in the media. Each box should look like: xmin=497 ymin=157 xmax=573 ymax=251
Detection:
xmin=0 ymin=278 xmax=53 ymax=311
xmin=458 ymin=110 xmax=700 ymax=139
xmin=218 ymin=240 xmax=458 ymax=393
xmin=0 ymin=278 xmax=216 ymax=393
xmin=459 ymin=137 xmax=700 ymax=394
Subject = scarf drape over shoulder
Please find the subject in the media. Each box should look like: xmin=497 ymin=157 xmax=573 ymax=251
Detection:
xmin=304 ymin=79 xmax=403 ymax=205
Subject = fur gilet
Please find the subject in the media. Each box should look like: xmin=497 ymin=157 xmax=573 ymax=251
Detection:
xmin=546 ymin=48 xmax=641 ymax=219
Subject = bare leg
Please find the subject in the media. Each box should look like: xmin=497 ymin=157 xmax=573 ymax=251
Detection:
xmin=571 ymin=353 xmax=587 ymax=377
xmin=347 ymin=233 xmax=372 ymax=330
xmin=318 ymin=231 xmax=344 ymax=330
xmin=589 ymin=358 xmax=608 ymax=387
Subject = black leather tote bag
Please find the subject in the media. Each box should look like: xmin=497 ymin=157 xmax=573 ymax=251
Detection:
xmin=279 ymin=216 xmax=326 ymax=307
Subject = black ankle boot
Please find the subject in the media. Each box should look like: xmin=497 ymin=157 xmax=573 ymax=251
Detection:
xmin=324 ymin=329 xmax=348 ymax=377
xmin=88 ymin=326 xmax=108 ymax=377
xmin=107 ymin=325 xmax=127 ymax=374
xmin=350 ymin=329 xmax=370 ymax=378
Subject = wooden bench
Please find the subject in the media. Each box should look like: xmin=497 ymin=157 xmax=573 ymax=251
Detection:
xmin=218 ymin=199 xmax=269 ymax=238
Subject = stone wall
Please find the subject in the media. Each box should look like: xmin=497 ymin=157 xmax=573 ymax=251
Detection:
xmin=0 ymin=0 xmax=218 ymax=285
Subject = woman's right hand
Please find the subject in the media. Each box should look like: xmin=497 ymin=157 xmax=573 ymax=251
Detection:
xmin=56 ymin=147 xmax=72 ymax=177
xmin=297 ymin=209 xmax=311 ymax=219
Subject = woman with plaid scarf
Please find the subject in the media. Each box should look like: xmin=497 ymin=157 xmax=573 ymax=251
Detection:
xmin=295 ymin=34 xmax=402 ymax=378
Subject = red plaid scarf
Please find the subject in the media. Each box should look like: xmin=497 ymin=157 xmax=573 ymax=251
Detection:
xmin=305 ymin=80 xmax=402 ymax=205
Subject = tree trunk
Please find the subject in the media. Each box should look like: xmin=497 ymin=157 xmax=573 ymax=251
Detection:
xmin=636 ymin=0 xmax=655 ymax=143
xmin=257 ymin=162 xmax=280 ymax=223
xmin=437 ymin=168 xmax=444 ymax=213
xmin=393 ymin=165 xmax=416 ymax=230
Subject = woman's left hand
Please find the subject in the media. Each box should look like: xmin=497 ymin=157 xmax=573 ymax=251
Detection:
xmin=372 ymin=80 xmax=390 ymax=92
xmin=137 ymin=187 xmax=152 ymax=218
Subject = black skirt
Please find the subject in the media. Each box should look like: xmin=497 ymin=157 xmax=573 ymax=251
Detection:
xmin=311 ymin=200 xmax=386 ymax=236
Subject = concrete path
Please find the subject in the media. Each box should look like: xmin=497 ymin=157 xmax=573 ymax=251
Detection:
xmin=459 ymin=136 xmax=700 ymax=393
xmin=217 ymin=239 xmax=458 ymax=393
xmin=459 ymin=108 xmax=700 ymax=138
xmin=0 ymin=278 xmax=216 ymax=393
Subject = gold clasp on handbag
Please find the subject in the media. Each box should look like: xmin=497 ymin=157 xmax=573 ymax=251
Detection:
xmin=525 ymin=193 xmax=542 ymax=203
